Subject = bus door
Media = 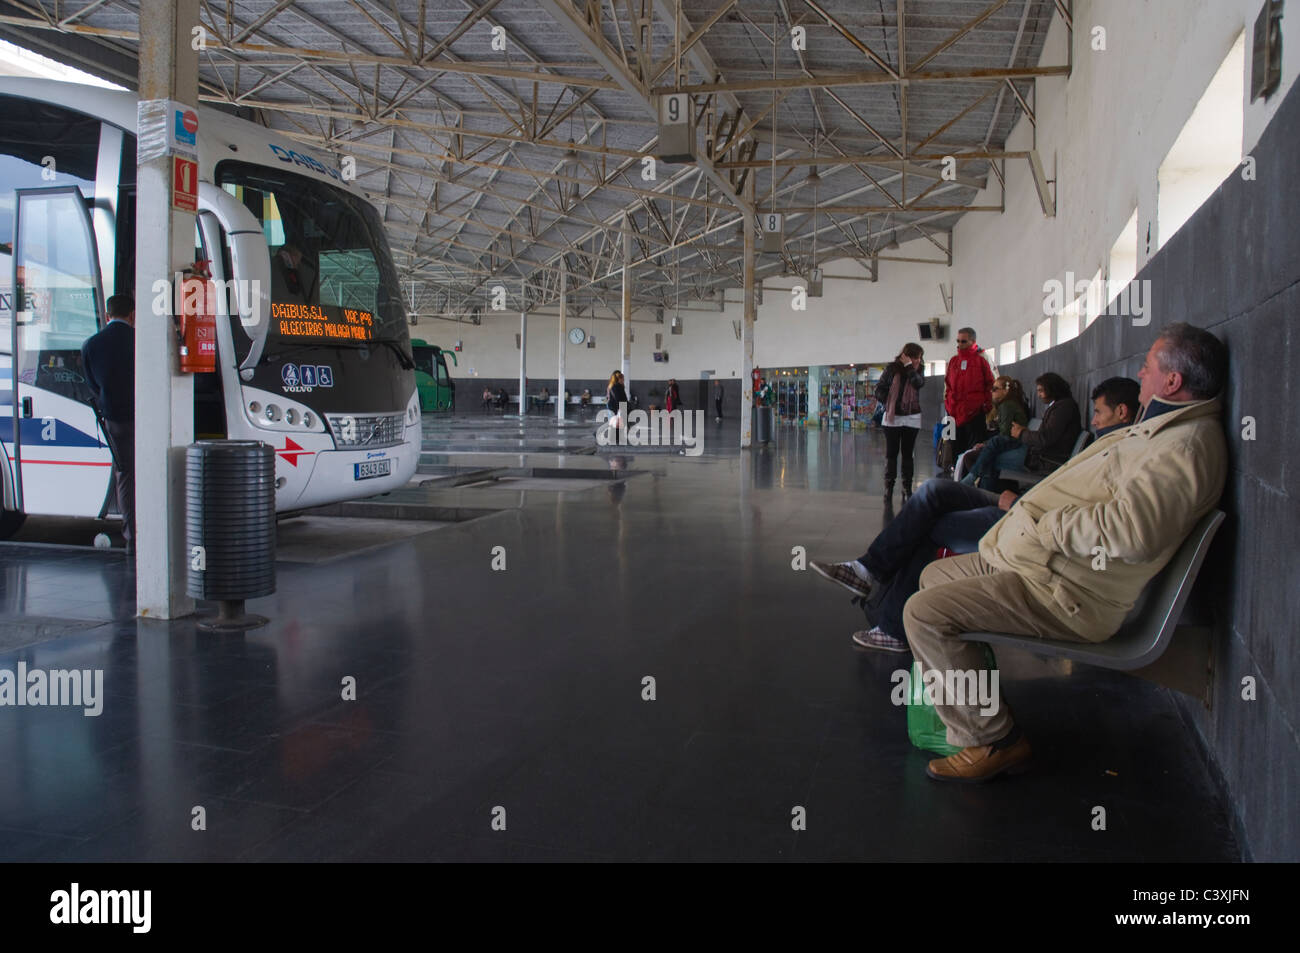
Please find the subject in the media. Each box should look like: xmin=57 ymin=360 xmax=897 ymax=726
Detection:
xmin=9 ymin=187 xmax=114 ymax=516
xmin=437 ymin=350 xmax=455 ymax=410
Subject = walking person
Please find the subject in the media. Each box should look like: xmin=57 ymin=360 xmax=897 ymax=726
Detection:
xmin=606 ymin=370 xmax=629 ymax=424
xmin=713 ymin=380 xmax=724 ymax=421
xmin=875 ymin=343 xmax=926 ymax=502
xmin=665 ymin=378 xmax=681 ymax=413
xmin=81 ymin=294 xmax=136 ymax=555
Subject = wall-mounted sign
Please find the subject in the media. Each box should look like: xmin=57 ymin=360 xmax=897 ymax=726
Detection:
xmin=172 ymin=156 xmax=198 ymax=212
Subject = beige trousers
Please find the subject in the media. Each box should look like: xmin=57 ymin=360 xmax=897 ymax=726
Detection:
xmin=902 ymin=552 xmax=1092 ymax=748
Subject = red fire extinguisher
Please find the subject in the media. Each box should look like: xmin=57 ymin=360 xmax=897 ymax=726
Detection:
xmin=178 ymin=259 xmax=217 ymax=373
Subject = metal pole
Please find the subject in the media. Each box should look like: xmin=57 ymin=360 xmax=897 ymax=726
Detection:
xmin=518 ymin=282 xmax=528 ymax=419
xmin=621 ymin=212 xmax=633 ymax=402
xmin=556 ymin=263 xmax=567 ymax=421
xmin=135 ymin=0 xmax=198 ymax=618
xmin=741 ymin=174 xmax=756 ymax=448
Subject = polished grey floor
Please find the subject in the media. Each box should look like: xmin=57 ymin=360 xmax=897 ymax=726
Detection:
xmin=0 ymin=419 xmax=1239 ymax=861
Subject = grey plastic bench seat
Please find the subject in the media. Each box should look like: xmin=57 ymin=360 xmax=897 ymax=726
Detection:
xmin=959 ymin=509 xmax=1225 ymax=670
xmin=1000 ymin=429 xmax=1093 ymax=488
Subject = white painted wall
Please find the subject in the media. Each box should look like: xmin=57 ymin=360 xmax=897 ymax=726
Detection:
xmin=953 ymin=0 xmax=1299 ymax=356
xmin=435 ymin=236 xmax=951 ymax=380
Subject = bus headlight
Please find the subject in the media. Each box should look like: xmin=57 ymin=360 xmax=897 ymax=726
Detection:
xmin=239 ymin=386 xmax=325 ymax=433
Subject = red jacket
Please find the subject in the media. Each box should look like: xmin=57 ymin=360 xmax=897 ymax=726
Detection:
xmin=944 ymin=345 xmax=994 ymax=426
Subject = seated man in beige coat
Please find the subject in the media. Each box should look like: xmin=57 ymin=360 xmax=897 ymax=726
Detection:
xmin=904 ymin=323 xmax=1228 ymax=783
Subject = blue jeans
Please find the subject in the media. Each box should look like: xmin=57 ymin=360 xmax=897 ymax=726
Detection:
xmin=855 ymin=480 xmax=1004 ymax=638
xmin=964 ymin=434 xmax=1027 ymax=488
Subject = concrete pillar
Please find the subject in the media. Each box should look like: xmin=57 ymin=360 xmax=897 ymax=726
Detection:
xmin=135 ymin=0 xmax=199 ymax=618
xmin=556 ymin=264 xmax=566 ymax=421
xmin=621 ymin=213 xmax=632 ymax=400
xmin=740 ymin=176 xmax=756 ymax=448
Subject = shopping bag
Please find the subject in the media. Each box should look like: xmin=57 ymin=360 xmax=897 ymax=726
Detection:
xmin=906 ymin=645 xmax=997 ymax=757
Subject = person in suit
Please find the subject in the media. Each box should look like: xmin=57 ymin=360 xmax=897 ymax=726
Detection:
xmin=81 ymin=294 xmax=135 ymax=554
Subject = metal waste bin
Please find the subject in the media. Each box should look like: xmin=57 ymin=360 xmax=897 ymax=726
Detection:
xmin=755 ymin=405 xmax=774 ymax=444
xmin=186 ymin=440 xmax=275 ymax=631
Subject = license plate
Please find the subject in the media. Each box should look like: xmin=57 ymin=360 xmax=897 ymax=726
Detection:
xmin=354 ymin=459 xmax=392 ymax=480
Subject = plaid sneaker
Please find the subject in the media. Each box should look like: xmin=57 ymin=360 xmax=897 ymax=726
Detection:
xmin=809 ymin=560 xmax=874 ymax=598
xmin=851 ymin=627 xmax=909 ymax=653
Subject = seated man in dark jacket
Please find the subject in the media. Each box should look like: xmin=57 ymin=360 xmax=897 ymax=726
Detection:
xmin=963 ymin=372 xmax=1081 ymax=488
xmin=80 ymin=294 xmax=136 ymax=553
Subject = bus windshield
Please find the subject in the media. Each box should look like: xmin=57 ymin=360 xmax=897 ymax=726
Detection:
xmin=216 ymin=160 xmax=408 ymax=347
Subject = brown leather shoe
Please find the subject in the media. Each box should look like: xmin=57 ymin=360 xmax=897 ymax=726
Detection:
xmin=926 ymin=735 xmax=1032 ymax=783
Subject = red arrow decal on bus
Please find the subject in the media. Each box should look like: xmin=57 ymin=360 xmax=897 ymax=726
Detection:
xmin=277 ymin=437 xmax=314 ymax=467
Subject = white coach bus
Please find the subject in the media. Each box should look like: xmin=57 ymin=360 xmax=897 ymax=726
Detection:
xmin=0 ymin=77 xmax=420 ymax=539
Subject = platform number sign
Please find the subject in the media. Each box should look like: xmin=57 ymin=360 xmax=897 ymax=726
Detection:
xmin=762 ymin=213 xmax=783 ymax=234
xmin=660 ymin=93 xmax=688 ymax=126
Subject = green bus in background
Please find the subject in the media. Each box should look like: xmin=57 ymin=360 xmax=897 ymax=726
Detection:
xmin=411 ymin=340 xmax=456 ymax=412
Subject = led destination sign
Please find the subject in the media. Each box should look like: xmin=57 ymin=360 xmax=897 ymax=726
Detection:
xmin=271 ymin=302 xmax=375 ymax=341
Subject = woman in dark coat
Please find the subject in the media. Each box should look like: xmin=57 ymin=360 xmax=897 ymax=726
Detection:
xmin=606 ymin=370 xmax=629 ymax=417
xmin=874 ymin=342 xmax=926 ymax=501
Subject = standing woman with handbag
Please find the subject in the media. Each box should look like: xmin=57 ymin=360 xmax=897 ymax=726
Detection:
xmin=874 ymin=343 xmax=926 ymax=502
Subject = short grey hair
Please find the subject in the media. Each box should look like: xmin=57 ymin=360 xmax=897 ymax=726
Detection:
xmin=1154 ymin=323 xmax=1227 ymax=400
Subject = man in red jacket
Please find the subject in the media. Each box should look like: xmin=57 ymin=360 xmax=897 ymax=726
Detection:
xmin=943 ymin=326 xmax=995 ymax=468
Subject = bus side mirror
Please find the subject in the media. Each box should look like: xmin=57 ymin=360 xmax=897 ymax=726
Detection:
xmin=198 ymin=183 xmax=271 ymax=368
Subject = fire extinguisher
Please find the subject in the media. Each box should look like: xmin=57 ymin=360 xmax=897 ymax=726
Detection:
xmin=751 ymin=366 xmax=762 ymax=398
xmin=177 ymin=259 xmax=217 ymax=373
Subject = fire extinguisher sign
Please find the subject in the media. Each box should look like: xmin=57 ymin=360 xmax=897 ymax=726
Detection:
xmin=173 ymin=156 xmax=198 ymax=212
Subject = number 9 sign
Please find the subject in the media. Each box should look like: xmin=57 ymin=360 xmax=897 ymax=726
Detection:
xmin=660 ymin=93 xmax=688 ymax=126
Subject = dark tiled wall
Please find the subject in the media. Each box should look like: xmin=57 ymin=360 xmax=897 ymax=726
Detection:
xmin=994 ymin=81 xmax=1300 ymax=861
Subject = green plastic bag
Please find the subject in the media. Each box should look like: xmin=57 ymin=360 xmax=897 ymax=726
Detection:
xmin=905 ymin=645 xmax=997 ymax=757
